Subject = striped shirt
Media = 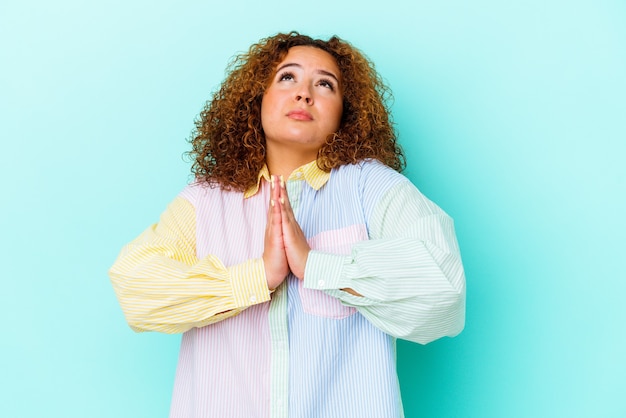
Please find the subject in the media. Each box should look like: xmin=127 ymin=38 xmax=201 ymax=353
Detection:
xmin=109 ymin=159 xmax=466 ymax=418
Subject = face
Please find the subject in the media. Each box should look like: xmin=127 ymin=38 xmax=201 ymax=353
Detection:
xmin=261 ymin=46 xmax=343 ymax=161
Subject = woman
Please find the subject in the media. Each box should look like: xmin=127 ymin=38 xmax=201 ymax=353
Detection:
xmin=110 ymin=31 xmax=465 ymax=418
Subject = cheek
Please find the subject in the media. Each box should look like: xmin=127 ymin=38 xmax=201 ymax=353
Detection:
xmin=261 ymin=90 xmax=282 ymax=119
xmin=260 ymin=95 xmax=272 ymax=127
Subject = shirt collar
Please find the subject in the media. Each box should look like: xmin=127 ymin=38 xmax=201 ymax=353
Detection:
xmin=244 ymin=160 xmax=330 ymax=198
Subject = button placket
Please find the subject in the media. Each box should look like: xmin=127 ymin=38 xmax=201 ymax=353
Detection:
xmin=286 ymin=179 xmax=303 ymax=214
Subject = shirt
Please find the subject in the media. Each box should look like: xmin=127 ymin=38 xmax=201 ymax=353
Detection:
xmin=109 ymin=159 xmax=466 ymax=418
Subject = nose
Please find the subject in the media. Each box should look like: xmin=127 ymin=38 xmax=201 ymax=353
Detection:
xmin=295 ymin=85 xmax=313 ymax=105
xmin=296 ymin=95 xmax=312 ymax=104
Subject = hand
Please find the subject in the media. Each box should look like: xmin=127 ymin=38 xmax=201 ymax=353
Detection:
xmin=277 ymin=176 xmax=310 ymax=280
xmin=262 ymin=175 xmax=289 ymax=289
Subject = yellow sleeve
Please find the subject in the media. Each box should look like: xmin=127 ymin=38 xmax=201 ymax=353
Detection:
xmin=109 ymin=196 xmax=271 ymax=334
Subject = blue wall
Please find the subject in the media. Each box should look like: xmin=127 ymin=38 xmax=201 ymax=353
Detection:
xmin=1 ymin=1 xmax=624 ymax=416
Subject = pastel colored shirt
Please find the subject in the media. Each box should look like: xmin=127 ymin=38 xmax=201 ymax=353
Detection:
xmin=109 ymin=160 xmax=466 ymax=418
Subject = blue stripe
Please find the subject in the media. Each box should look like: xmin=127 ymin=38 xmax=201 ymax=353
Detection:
xmin=286 ymin=161 xmax=406 ymax=418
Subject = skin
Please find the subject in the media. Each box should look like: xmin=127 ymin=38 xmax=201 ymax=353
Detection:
xmin=261 ymin=46 xmax=344 ymax=179
xmin=263 ymin=166 xmax=363 ymax=296
xmin=261 ymin=46 xmax=342 ymax=290
xmin=263 ymin=174 xmax=308 ymax=289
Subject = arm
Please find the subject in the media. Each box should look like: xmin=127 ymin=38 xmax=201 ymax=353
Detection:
xmin=109 ymin=196 xmax=271 ymax=334
xmin=303 ymin=181 xmax=466 ymax=344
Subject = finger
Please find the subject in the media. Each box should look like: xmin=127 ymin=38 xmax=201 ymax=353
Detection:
xmin=278 ymin=175 xmax=295 ymax=223
xmin=271 ymin=177 xmax=283 ymax=227
xmin=266 ymin=176 xmax=283 ymax=238
xmin=266 ymin=175 xmax=273 ymax=226
xmin=263 ymin=175 xmax=290 ymax=288
xmin=266 ymin=176 xmax=273 ymax=225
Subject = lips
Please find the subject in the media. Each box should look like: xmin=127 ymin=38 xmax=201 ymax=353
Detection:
xmin=287 ymin=109 xmax=313 ymax=121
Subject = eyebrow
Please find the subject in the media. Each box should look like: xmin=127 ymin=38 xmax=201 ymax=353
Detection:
xmin=276 ymin=63 xmax=340 ymax=84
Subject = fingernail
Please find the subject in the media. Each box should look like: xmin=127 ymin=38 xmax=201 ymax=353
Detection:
xmin=270 ymin=175 xmax=275 ymax=189
xmin=271 ymin=199 xmax=275 ymax=207
xmin=280 ymin=197 xmax=285 ymax=205
xmin=280 ymin=175 xmax=285 ymax=188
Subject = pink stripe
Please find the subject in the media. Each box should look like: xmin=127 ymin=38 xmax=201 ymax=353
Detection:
xmin=298 ymin=224 xmax=368 ymax=319
xmin=171 ymin=182 xmax=272 ymax=418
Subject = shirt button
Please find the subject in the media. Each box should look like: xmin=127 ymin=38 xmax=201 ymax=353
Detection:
xmin=249 ymin=294 xmax=257 ymax=303
xmin=318 ymin=280 xmax=325 ymax=287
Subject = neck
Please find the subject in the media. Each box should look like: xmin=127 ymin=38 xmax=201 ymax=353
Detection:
xmin=266 ymin=145 xmax=317 ymax=178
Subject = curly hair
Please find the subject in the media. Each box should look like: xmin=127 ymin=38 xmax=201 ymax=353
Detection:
xmin=188 ymin=31 xmax=405 ymax=191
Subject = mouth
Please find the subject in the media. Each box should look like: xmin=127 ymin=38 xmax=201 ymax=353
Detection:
xmin=287 ymin=109 xmax=313 ymax=121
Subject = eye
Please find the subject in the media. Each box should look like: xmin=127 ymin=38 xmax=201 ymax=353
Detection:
xmin=278 ymin=71 xmax=295 ymax=82
xmin=317 ymin=78 xmax=335 ymax=91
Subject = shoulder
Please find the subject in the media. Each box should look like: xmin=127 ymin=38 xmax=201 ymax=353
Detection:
xmin=328 ymin=160 xmax=413 ymax=222
xmin=178 ymin=179 xmax=241 ymax=206
xmin=330 ymin=159 xmax=409 ymax=193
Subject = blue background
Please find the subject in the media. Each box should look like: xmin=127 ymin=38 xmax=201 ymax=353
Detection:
xmin=1 ymin=0 xmax=624 ymax=417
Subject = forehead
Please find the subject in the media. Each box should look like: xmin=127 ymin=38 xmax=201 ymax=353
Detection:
xmin=277 ymin=46 xmax=340 ymax=76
